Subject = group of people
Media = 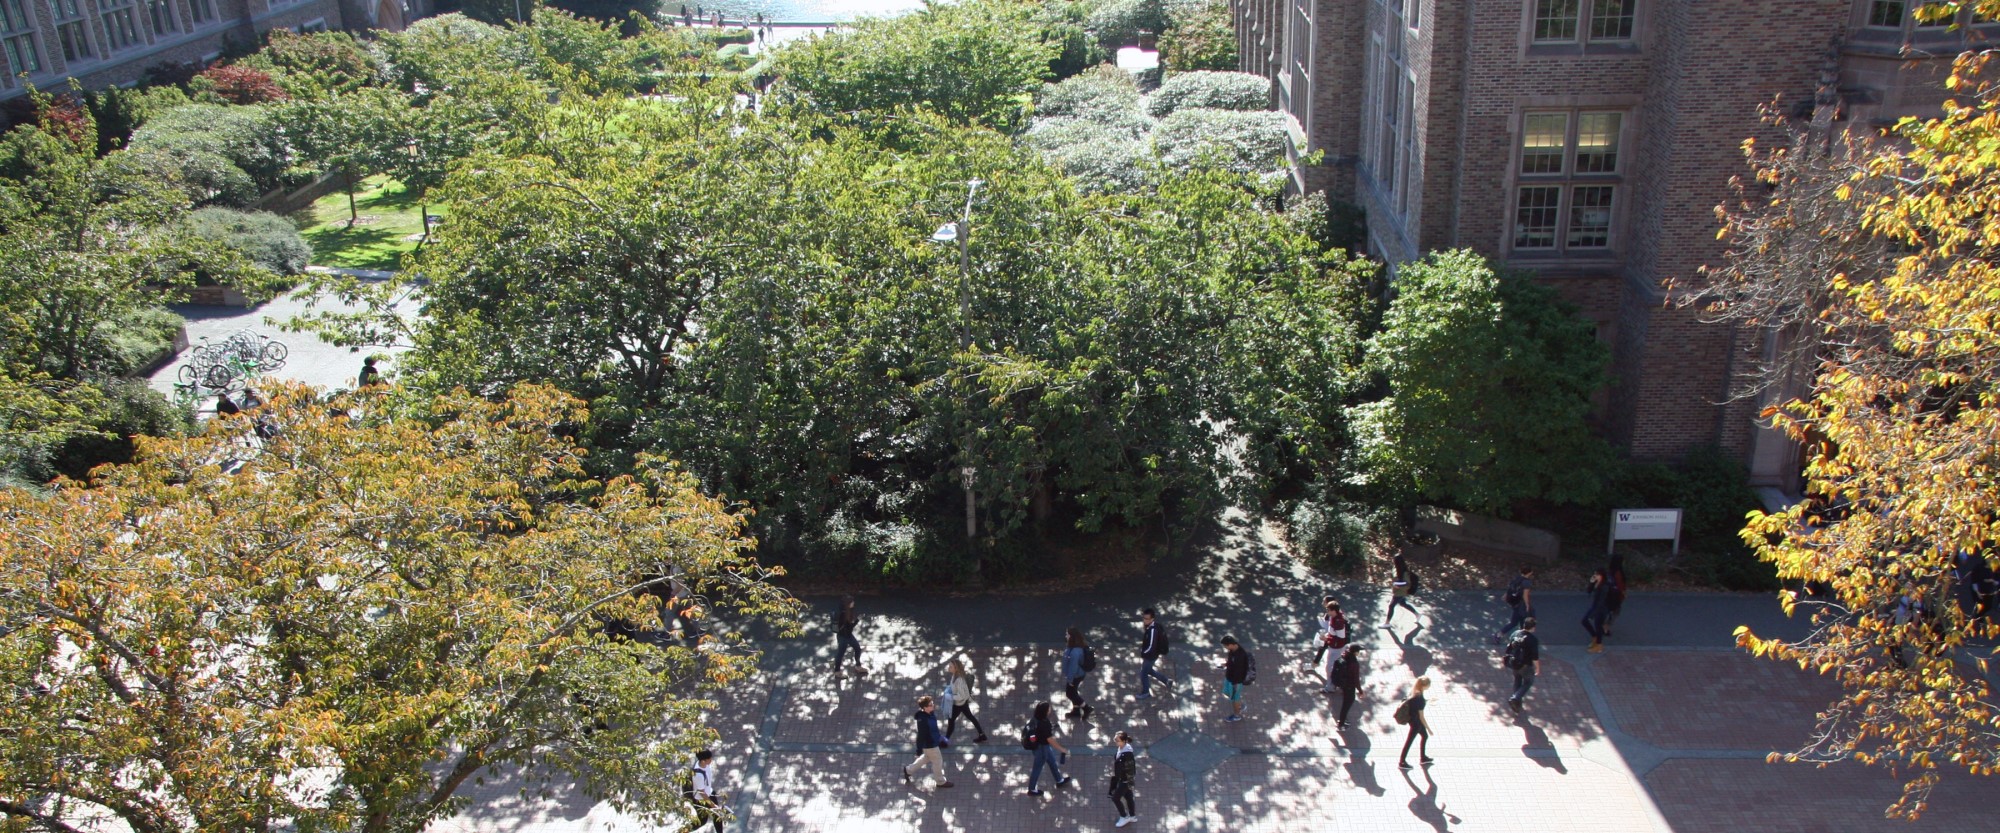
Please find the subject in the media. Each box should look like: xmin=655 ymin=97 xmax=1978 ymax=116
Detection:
xmin=681 ymin=555 xmax=1635 ymax=831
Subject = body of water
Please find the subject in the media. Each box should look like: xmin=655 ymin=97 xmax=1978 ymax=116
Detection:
xmin=668 ymin=0 xmax=924 ymax=22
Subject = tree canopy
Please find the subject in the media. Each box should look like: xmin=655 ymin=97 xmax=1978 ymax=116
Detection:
xmin=0 ymin=383 xmax=799 ymax=833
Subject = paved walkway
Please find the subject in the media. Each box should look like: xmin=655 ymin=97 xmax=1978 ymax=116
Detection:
xmin=148 ymin=283 xmax=416 ymax=412
xmin=427 ymin=513 xmax=1991 ymax=832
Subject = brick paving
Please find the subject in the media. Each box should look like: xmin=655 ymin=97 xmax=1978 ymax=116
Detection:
xmin=1591 ymin=648 xmax=1842 ymax=751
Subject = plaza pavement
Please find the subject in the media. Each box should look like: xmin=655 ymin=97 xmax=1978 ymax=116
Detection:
xmin=146 ymin=276 xmax=416 ymax=412
xmin=424 ymin=513 xmax=1992 ymax=833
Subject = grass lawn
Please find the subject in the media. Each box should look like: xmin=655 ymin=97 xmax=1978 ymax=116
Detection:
xmin=295 ymin=176 xmax=436 ymax=272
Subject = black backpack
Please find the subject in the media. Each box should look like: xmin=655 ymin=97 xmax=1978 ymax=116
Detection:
xmin=1503 ymin=576 xmax=1526 ymax=606
xmin=1504 ymin=631 xmax=1531 ymax=669
xmin=1243 ymin=650 xmax=1257 ymax=685
xmin=1155 ymin=623 xmax=1170 ymax=655
xmin=1020 ymin=721 xmax=1041 ymax=750
xmin=1079 ymin=646 xmax=1097 ymax=673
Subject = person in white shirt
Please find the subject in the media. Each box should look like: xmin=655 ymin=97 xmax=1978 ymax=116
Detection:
xmin=685 ymin=750 xmax=727 ymax=833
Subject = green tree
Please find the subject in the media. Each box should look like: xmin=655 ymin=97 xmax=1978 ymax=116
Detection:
xmin=1160 ymin=0 xmax=1238 ymax=72
xmin=1348 ymin=249 xmax=1614 ymax=515
xmin=772 ymin=0 xmax=1057 ymax=131
xmin=0 ymin=383 xmax=800 ymax=833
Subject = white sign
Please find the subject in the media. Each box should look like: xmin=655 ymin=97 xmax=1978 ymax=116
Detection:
xmin=1610 ymin=508 xmax=1682 ymax=555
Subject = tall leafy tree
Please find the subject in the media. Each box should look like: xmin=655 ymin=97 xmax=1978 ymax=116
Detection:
xmin=1703 ymin=1 xmax=2000 ymax=815
xmin=1347 ymin=249 xmax=1614 ymax=515
xmin=0 ymin=383 xmax=799 ymax=833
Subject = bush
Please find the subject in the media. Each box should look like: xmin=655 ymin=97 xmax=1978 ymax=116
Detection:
xmin=129 ymin=104 xmax=289 ymax=193
xmin=1153 ymin=107 xmax=1291 ymax=174
xmin=1160 ymin=0 xmax=1237 ymax=72
xmin=191 ymin=65 xmax=290 ymax=105
xmin=1045 ymin=136 xmax=1151 ymax=194
xmin=1085 ymin=0 xmax=1167 ymax=50
xmin=244 ymin=29 xmax=381 ymax=98
xmin=33 ymin=379 xmax=191 ymax=483
xmin=106 ymin=145 xmax=259 ymax=208
xmin=1146 ymin=70 xmax=1269 ymax=118
xmin=1286 ymin=496 xmax=1396 ymax=574
xmin=86 ymin=85 xmax=193 ymax=153
xmin=91 ymin=307 xmax=186 ymax=378
xmin=1603 ymin=448 xmax=1773 ymax=590
xmin=183 ymin=207 xmax=313 ymax=288
xmin=1036 ymin=65 xmax=1143 ymax=119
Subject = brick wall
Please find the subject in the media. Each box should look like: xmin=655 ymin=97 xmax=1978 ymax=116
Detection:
xmin=2 ymin=0 xmax=350 ymax=102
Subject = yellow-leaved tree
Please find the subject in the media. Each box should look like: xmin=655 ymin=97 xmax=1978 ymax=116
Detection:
xmin=0 ymin=383 xmax=799 ymax=833
xmin=1702 ymin=0 xmax=2000 ymax=817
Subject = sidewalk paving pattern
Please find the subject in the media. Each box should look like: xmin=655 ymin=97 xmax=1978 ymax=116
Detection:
xmin=421 ymin=515 xmax=1992 ymax=833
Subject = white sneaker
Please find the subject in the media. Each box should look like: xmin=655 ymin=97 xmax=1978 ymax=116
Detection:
xmin=1115 ymin=817 xmax=1132 ymax=828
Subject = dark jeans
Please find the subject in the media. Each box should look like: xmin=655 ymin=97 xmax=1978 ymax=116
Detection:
xmin=1510 ymin=668 xmax=1535 ymax=703
xmin=1582 ymin=608 xmax=1607 ymax=643
xmin=1065 ymin=675 xmax=1087 ymax=708
xmin=1503 ymin=602 xmax=1532 ymax=637
xmin=946 ymin=702 xmax=984 ymax=737
xmin=1028 ymin=745 xmax=1063 ymax=790
xmin=834 ymin=631 xmax=860 ymax=668
xmin=1139 ymin=654 xmax=1170 ymax=696
xmin=1399 ymin=722 xmax=1430 ymax=763
xmin=1111 ymin=783 xmax=1136 ymax=817
xmin=1337 ymin=685 xmax=1358 ymax=724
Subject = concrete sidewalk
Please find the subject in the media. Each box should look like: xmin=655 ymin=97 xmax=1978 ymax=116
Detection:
xmin=429 ymin=512 xmax=1989 ymax=833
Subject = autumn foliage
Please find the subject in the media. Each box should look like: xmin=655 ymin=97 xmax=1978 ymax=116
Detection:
xmin=0 ymin=384 xmax=799 ymax=833
xmin=195 ymin=64 xmax=291 ymax=105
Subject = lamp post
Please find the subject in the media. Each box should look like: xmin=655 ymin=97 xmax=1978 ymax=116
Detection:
xmin=932 ymin=179 xmax=984 ymax=579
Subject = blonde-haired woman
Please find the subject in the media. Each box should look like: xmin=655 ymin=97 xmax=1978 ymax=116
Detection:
xmin=1396 ymin=676 xmax=1434 ymax=769
xmin=944 ymin=659 xmax=988 ymax=743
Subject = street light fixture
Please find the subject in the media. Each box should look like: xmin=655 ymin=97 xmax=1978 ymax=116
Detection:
xmin=933 ymin=179 xmax=984 ymax=581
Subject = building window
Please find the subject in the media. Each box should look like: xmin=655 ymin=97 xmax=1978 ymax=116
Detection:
xmin=188 ymin=0 xmax=214 ymax=24
xmin=1865 ymin=1 xmax=1960 ymax=32
xmin=1512 ymin=110 xmax=1623 ymax=253
xmin=147 ymin=0 xmax=175 ymax=35
xmin=96 ymin=0 xmax=140 ymax=51
xmin=1 ymin=0 xmax=40 ymax=76
xmin=52 ymin=0 xmax=92 ymax=62
xmin=1533 ymin=0 xmax=1636 ymax=44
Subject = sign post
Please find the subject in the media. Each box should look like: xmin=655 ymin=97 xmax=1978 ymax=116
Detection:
xmin=1609 ymin=508 xmax=1683 ymax=556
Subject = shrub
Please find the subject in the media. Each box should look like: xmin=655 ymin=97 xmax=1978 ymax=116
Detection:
xmin=183 ymin=207 xmax=313 ymax=284
xmin=91 ymin=308 xmax=186 ymax=378
xmin=192 ymin=65 xmax=290 ymax=105
xmin=1286 ymin=496 xmax=1396 ymax=574
xmin=1045 ymin=136 xmax=1151 ymax=194
xmin=1603 ymin=448 xmax=1773 ymax=590
xmin=1160 ymin=0 xmax=1237 ymax=72
xmin=33 ymin=379 xmax=191 ymax=483
xmin=106 ymin=145 xmax=259 ymax=208
xmin=86 ymin=85 xmax=193 ymax=152
xmin=1146 ymin=70 xmax=1269 ymax=118
xmin=129 ymin=104 xmax=288 ymax=193
xmin=1037 ymin=65 xmax=1143 ymax=119
xmin=246 ymin=29 xmax=381 ymax=98
xmin=1085 ymin=0 xmax=1167 ymax=50
xmin=1153 ymin=107 xmax=1291 ymax=174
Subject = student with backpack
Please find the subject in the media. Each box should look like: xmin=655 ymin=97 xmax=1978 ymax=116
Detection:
xmin=903 ymin=695 xmax=956 ymax=789
xmin=943 ymin=659 xmax=988 ymax=742
xmin=1023 ymin=701 xmax=1073 ymax=796
xmin=1316 ymin=599 xmax=1349 ymax=692
xmin=1503 ymin=617 xmax=1542 ymax=713
xmin=1137 ymin=608 xmax=1171 ymax=700
xmin=1495 ymin=566 xmax=1535 ymax=644
xmin=1386 ymin=554 xmax=1421 ymax=625
xmin=834 ymin=596 xmax=864 ymax=674
xmin=681 ymin=749 xmax=727 ymax=833
xmin=1063 ymin=627 xmax=1096 ymax=719
xmin=1108 ymin=730 xmax=1138 ymax=827
xmin=1219 ymin=636 xmax=1254 ymax=723
xmin=1394 ymin=676 xmax=1434 ymax=769
xmin=1603 ymin=554 xmax=1628 ymax=638
xmin=1331 ymin=644 xmax=1364 ymax=730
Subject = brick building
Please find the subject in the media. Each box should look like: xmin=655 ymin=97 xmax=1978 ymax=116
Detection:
xmin=1234 ymin=0 xmax=1981 ymax=489
xmin=1 ymin=0 xmax=425 ymax=102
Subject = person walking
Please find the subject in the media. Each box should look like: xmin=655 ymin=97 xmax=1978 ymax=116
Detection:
xmin=1495 ymin=566 xmax=1535 ymax=644
xmin=1063 ymin=627 xmax=1095 ymax=719
xmin=1386 ymin=554 xmax=1420 ymax=624
xmin=1503 ymin=617 xmax=1541 ymax=713
xmin=1582 ymin=569 xmax=1611 ymax=653
xmin=1316 ymin=599 xmax=1349 ymax=692
xmin=356 ymin=356 xmax=383 ymax=388
xmin=1108 ymin=730 xmax=1138 ymax=827
xmin=1219 ymin=636 xmax=1253 ymax=723
xmin=1603 ymin=554 xmax=1628 ymax=637
xmin=834 ymin=596 xmax=864 ymax=674
xmin=943 ymin=659 xmax=987 ymax=742
xmin=1331 ymin=644 xmax=1364 ymax=730
xmin=1395 ymin=676 xmax=1434 ymax=769
xmin=1024 ymin=701 xmax=1073 ymax=795
xmin=903 ymin=695 xmax=956 ymax=789
xmin=1137 ymin=608 xmax=1171 ymax=700
xmin=683 ymin=749 xmax=727 ymax=833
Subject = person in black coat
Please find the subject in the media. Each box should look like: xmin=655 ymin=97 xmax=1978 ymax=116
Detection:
xmin=1108 ymin=730 xmax=1138 ymax=826
xmin=1331 ymin=644 xmax=1364 ymax=730
xmin=902 ymin=695 xmax=954 ymax=789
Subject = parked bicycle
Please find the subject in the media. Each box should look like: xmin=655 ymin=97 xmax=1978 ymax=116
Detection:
xmin=175 ymin=331 xmax=289 ymax=395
